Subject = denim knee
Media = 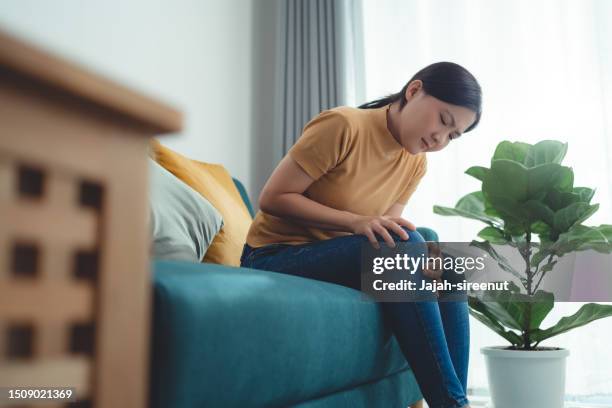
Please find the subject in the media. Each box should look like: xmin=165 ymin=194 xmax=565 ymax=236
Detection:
xmin=372 ymin=227 xmax=429 ymax=261
xmin=416 ymin=226 xmax=439 ymax=242
xmin=382 ymin=226 xmax=426 ymax=243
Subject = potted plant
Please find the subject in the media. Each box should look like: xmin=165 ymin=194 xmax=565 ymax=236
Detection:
xmin=433 ymin=140 xmax=612 ymax=408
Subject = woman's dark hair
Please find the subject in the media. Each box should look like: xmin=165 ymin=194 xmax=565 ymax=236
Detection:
xmin=358 ymin=61 xmax=482 ymax=133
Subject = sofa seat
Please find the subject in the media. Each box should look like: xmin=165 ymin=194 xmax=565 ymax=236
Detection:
xmin=150 ymin=260 xmax=422 ymax=408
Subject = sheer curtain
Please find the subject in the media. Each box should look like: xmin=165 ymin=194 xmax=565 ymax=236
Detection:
xmin=361 ymin=0 xmax=612 ymax=399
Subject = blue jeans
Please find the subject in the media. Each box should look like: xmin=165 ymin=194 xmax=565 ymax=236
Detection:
xmin=240 ymin=227 xmax=470 ymax=408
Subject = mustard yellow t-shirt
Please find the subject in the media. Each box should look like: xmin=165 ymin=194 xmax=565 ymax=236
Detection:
xmin=246 ymin=104 xmax=427 ymax=248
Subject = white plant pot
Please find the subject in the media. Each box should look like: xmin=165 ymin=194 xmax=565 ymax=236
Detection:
xmin=481 ymin=346 xmax=570 ymax=408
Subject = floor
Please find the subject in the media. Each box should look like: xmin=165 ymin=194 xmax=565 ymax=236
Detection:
xmin=421 ymin=395 xmax=612 ymax=408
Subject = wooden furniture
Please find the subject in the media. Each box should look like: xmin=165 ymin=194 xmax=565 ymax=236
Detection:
xmin=0 ymin=28 xmax=182 ymax=407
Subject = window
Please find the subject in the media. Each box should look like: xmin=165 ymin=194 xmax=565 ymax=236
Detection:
xmin=362 ymin=0 xmax=612 ymax=402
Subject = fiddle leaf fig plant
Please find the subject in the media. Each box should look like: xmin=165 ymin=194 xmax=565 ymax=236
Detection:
xmin=434 ymin=140 xmax=612 ymax=350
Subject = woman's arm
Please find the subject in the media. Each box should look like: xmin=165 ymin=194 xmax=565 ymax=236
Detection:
xmin=384 ymin=202 xmax=406 ymax=218
xmin=259 ymin=155 xmax=415 ymax=248
xmin=258 ymin=155 xmax=356 ymax=231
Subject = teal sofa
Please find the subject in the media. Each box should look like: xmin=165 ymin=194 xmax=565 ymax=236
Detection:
xmin=149 ymin=179 xmax=429 ymax=407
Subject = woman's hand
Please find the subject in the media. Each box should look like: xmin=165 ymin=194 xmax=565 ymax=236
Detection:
xmin=350 ymin=215 xmax=416 ymax=249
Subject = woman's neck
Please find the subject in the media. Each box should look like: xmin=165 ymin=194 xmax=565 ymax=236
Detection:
xmin=386 ymin=102 xmax=402 ymax=146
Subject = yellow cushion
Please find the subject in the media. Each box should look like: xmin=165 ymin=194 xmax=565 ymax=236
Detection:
xmin=151 ymin=140 xmax=251 ymax=266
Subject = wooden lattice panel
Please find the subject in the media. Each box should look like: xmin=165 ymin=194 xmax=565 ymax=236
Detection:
xmin=0 ymin=159 xmax=101 ymax=406
xmin=0 ymin=28 xmax=182 ymax=408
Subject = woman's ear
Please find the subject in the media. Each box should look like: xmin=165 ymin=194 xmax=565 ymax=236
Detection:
xmin=404 ymin=79 xmax=423 ymax=101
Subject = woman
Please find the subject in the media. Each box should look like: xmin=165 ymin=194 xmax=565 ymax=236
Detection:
xmin=240 ymin=61 xmax=482 ymax=408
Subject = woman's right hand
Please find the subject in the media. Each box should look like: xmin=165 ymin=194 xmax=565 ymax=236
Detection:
xmin=350 ymin=215 xmax=416 ymax=249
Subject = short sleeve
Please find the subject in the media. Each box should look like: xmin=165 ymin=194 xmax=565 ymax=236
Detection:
xmin=397 ymin=154 xmax=427 ymax=205
xmin=288 ymin=110 xmax=354 ymax=180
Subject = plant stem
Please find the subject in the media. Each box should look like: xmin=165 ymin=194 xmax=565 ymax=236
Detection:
xmin=523 ymin=231 xmax=533 ymax=350
xmin=533 ymin=253 xmax=555 ymax=293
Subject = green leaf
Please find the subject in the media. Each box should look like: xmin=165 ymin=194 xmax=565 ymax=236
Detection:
xmin=433 ymin=191 xmax=504 ymax=228
xmin=545 ymin=190 xmax=581 ymax=212
xmin=477 ymin=282 xmax=555 ymax=331
xmin=486 ymin=200 xmax=528 ymax=229
xmin=546 ymin=187 xmax=595 ymax=212
xmin=531 ymin=221 xmax=552 ymax=237
xmin=468 ymin=296 xmax=523 ymax=346
xmin=484 ymin=159 xmax=529 ymax=203
xmin=524 ymin=140 xmax=568 ymax=167
xmin=470 ymin=240 xmax=523 ymax=281
xmin=477 ymin=226 xmax=508 ymax=244
xmin=465 ymin=166 xmax=489 ymax=182
xmin=483 ymin=160 xmax=573 ymax=208
xmin=531 ymin=303 xmax=612 ymax=343
xmin=553 ymin=203 xmax=599 ymax=233
xmin=523 ymin=200 xmax=555 ymax=225
xmin=551 ymin=224 xmax=612 ymax=255
xmin=527 ymin=290 xmax=556 ymax=330
xmin=573 ymin=187 xmax=595 ymax=203
xmin=493 ymin=141 xmax=531 ymax=163
xmin=503 ymin=219 xmax=530 ymax=236
xmin=530 ymin=242 xmax=554 ymax=267
xmin=480 ymin=300 xmax=524 ymax=330
xmin=456 ymin=191 xmax=488 ymax=213
xmin=528 ymin=163 xmax=574 ymax=195
xmin=484 ymin=198 xmax=503 ymax=218
xmin=540 ymin=260 xmax=557 ymax=274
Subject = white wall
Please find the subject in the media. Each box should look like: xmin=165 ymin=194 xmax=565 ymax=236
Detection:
xmin=0 ymin=0 xmax=255 ymax=193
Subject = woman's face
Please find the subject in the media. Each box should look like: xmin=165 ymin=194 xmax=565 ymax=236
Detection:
xmin=392 ymin=80 xmax=477 ymax=154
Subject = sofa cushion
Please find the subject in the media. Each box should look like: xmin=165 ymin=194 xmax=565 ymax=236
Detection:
xmin=232 ymin=177 xmax=255 ymax=218
xmin=150 ymin=260 xmax=417 ymax=408
xmin=149 ymin=159 xmax=224 ymax=262
xmin=151 ymin=140 xmax=252 ymax=266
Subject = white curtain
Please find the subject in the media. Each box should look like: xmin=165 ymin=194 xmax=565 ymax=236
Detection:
xmin=361 ymin=0 xmax=612 ymax=400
